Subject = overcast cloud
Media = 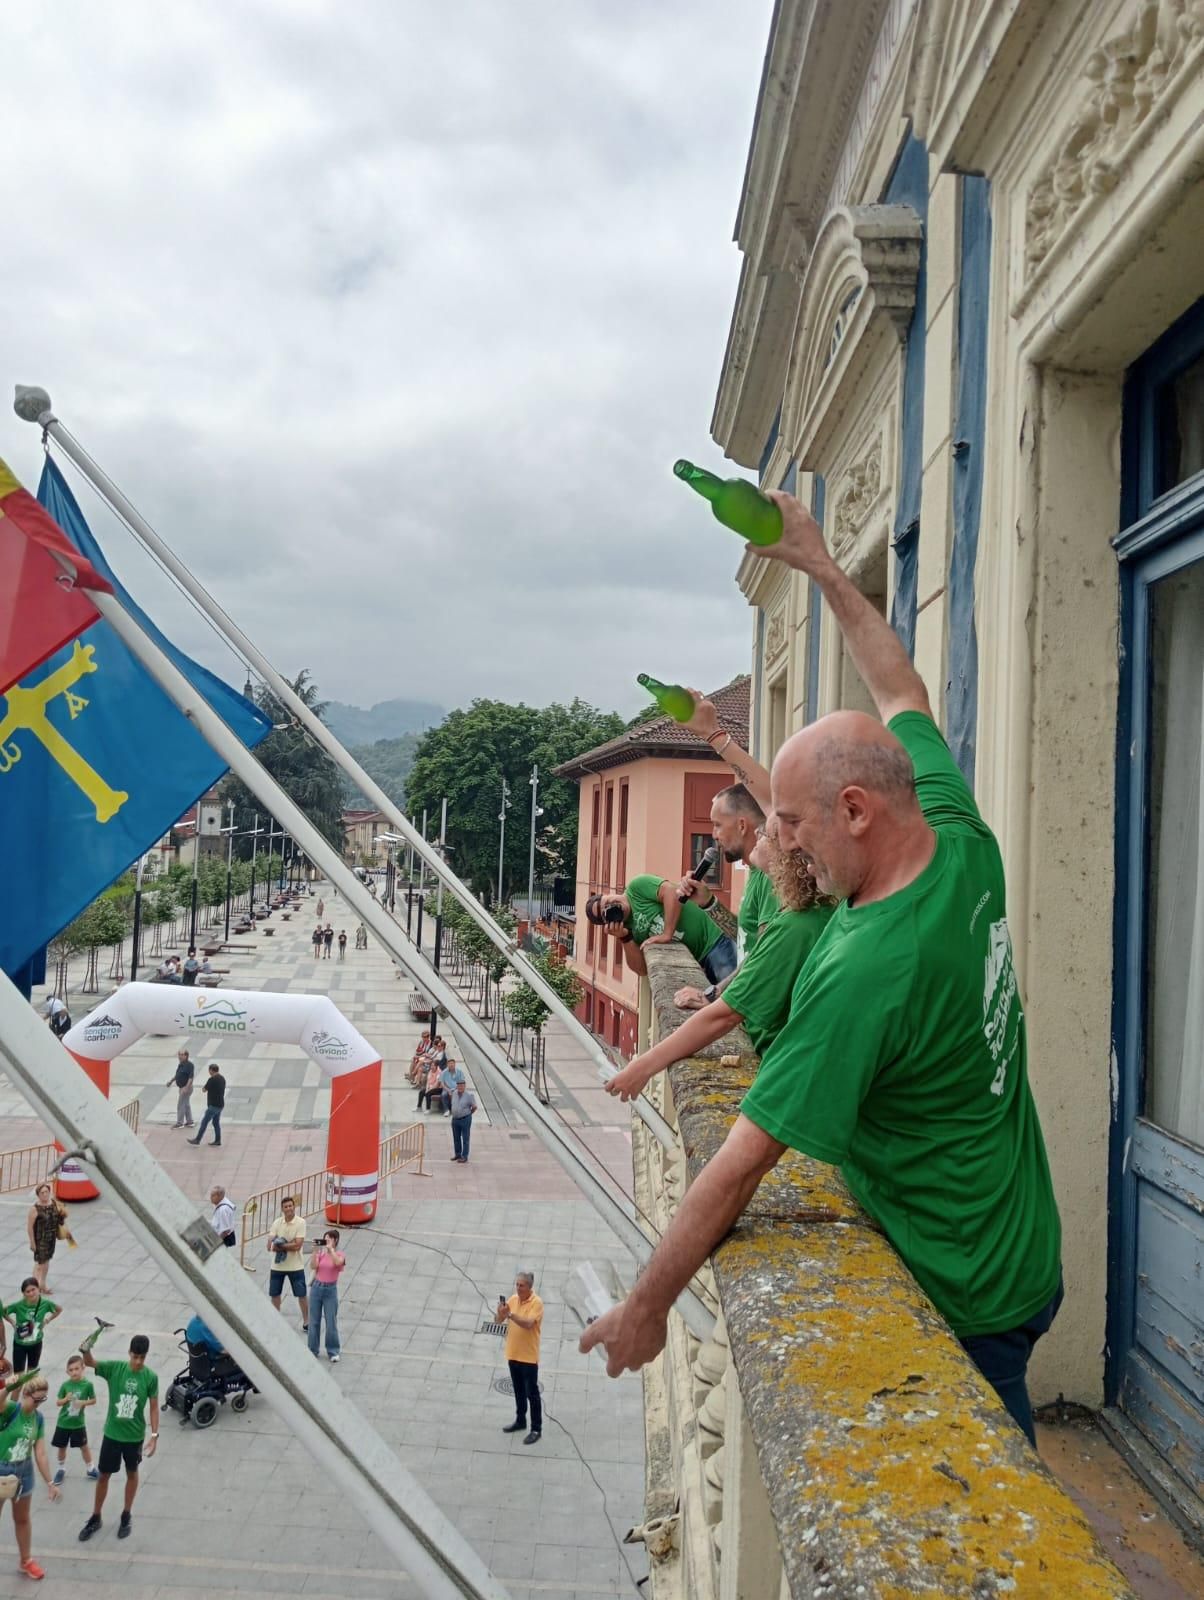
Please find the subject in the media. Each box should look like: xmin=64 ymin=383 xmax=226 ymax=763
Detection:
xmin=2 ymin=2 xmax=771 ymax=721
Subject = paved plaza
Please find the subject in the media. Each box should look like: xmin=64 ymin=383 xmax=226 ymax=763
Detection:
xmin=3 ymin=889 xmax=648 ymax=1599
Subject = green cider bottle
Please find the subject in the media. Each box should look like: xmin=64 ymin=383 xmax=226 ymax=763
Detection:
xmin=673 ymin=460 xmax=783 ymax=546
xmin=637 ymin=675 xmax=696 ymax=724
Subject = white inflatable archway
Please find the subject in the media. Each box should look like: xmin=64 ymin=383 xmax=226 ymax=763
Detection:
xmin=61 ymin=983 xmax=381 ymax=1222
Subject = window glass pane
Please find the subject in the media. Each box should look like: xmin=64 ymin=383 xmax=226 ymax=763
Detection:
xmin=1144 ymin=555 xmax=1204 ymax=1145
xmin=1155 ymin=352 xmax=1204 ymax=498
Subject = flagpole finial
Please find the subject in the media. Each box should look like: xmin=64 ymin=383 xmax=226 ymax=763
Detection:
xmin=14 ymin=386 xmax=54 ymax=425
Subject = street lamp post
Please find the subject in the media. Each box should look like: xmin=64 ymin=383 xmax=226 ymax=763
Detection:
xmin=130 ymin=854 xmax=148 ymax=983
xmin=497 ymin=779 xmax=511 ymax=909
xmin=431 ymin=796 xmax=448 ymax=1039
xmin=526 ymin=765 xmax=543 ymax=950
xmin=188 ymin=797 xmax=201 ymax=949
xmin=223 ymin=801 xmax=236 ymax=941
xmin=248 ymin=813 xmax=264 ymax=916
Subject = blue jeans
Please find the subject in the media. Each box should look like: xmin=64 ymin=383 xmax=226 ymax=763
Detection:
xmin=701 ymin=935 xmax=738 ymax=987
xmin=452 ymin=1115 xmax=472 ymax=1160
xmin=308 ymin=1281 xmax=340 ymax=1358
xmin=960 ymin=1276 xmax=1064 ymax=1448
xmin=193 ymin=1107 xmax=222 ymax=1144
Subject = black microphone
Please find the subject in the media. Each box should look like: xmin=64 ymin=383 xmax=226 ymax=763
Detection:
xmin=679 ymin=845 xmax=719 ymax=902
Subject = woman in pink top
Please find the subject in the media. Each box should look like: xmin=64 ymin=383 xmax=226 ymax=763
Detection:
xmin=308 ymin=1229 xmax=346 ymax=1362
xmin=417 ymin=1061 xmax=442 ymax=1113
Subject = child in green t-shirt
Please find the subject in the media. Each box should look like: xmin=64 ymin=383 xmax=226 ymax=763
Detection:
xmin=50 ymin=1356 xmax=97 ymax=1484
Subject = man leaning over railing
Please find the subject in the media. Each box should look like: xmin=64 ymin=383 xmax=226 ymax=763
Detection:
xmin=582 ymin=489 xmax=1063 ymax=1450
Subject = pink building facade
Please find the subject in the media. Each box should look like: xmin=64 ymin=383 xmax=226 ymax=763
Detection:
xmin=554 ymin=678 xmax=750 ymax=1059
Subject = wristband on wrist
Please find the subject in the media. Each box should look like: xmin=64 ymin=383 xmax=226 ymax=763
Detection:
xmin=704 ymin=728 xmax=726 ymax=746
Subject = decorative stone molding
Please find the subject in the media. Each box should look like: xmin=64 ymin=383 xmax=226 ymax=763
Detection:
xmin=832 ymin=437 xmax=884 ymax=558
xmin=781 ymin=204 xmax=921 ymax=466
xmin=1023 ymin=0 xmax=1204 ymax=286
xmin=764 ymin=603 xmax=788 ymax=663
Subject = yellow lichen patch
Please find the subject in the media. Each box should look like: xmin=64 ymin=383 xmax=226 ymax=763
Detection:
xmin=712 ymin=1224 xmax=1135 ymax=1595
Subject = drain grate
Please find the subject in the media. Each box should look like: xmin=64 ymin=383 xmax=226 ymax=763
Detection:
xmin=286 ymin=1144 xmax=313 ymax=1153
xmin=493 ymin=1376 xmax=543 ymax=1396
xmin=508 ymin=1132 xmax=532 ymax=1141
xmin=479 ymin=1320 xmax=506 ymax=1336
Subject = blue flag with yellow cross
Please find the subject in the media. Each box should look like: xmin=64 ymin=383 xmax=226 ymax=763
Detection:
xmin=0 ymin=457 xmax=271 ymax=979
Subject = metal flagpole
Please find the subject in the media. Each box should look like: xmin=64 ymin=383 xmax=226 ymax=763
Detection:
xmin=526 ymin=764 xmax=541 ymax=947
xmin=0 ymin=980 xmax=509 ymax=1600
xmin=17 ymin=396 xmax=678 ymax=1158
xmin=81 ymin=584 xmax=715 ymax=1342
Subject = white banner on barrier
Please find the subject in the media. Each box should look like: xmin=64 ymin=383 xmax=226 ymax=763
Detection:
xmin=62 ymin=983 xmax=379 ymax=1077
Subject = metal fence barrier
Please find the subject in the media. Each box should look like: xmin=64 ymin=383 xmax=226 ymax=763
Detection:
xmin=240 ymin=1166 xmax=342 ymax=1270
xmin=0 ymin=1097 xmax=142 ymax=1194
xmin=379 ymin=1120 xmax=428 ymax=1179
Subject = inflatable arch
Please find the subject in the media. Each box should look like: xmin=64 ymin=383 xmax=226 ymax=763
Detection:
xmin=60 ymin=984 xmax=381 ymax=1222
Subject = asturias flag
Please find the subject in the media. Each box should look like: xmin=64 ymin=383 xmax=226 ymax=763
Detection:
xmin=0 ymin=457 xmax=271 ymax=978
xmin=0 ymin=455 xmax=109 ymax=694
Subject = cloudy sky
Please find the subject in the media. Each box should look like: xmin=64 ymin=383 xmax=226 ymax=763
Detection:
xmin=2 ymin=2 xmax=771 ymax=722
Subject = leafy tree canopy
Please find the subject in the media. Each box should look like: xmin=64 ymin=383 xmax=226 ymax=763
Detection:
xmin=405 ymin=698 xmax=623 ymax=904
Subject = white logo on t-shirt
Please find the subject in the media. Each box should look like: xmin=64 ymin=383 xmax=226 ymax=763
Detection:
xmin=115 ymin=1393 xmax=139 ymax=1421
xmin=982 ymin=918 xmax=1019 ymax=1097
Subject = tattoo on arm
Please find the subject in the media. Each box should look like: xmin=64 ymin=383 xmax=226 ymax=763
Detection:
xmin=705 ymin=901 xmax=738 ymax=940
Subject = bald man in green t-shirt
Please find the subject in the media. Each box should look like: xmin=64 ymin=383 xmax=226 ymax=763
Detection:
xmin=583 ymin=490 xmax=1062 ymax=1450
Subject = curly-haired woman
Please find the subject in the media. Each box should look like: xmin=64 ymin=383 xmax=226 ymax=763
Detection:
xmin=605 ymin=826 xmax=835 ymax=1102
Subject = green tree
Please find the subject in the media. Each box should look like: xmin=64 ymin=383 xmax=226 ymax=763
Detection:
xmin=341 ymin=732 xmax=422 ymax=809
xmin=405 ymin=699 xmax=623 ymax=903
xmin=219 ymin=671 xmax=345 ymax=860
xmin=503 ymin=949 xmax=582 ymax=1036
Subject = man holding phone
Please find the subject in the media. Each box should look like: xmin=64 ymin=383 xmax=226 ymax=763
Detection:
xmin=498 ymin=1271 xmax=543 ymax=1445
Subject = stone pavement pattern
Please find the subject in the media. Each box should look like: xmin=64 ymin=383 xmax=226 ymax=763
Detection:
xmin=3 ymin=886 xmax=647 ymax=1598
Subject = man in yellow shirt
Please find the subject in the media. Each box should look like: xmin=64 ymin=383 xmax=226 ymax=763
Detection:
xmin=497 ymin=1271 xmax=543 ymax=1445
xmin=267 ymin=1197 xmax=309 ymax=1332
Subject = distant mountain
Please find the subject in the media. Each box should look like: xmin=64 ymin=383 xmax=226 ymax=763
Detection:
xmin=341 ymin=733 xmax=422 ymax=810
xmin=325 ymin=697 xmax=444 ymax=747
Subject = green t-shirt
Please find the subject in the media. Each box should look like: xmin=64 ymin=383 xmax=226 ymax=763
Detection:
xmin=722 ymin=904 xmax=835 ymax=1056
xmin=740 ymin=713 xmax=1061 ymax=1340
xmin=0 ymin=1402 xmax=43 ymax=1463
xmin=4 ymin=1297 xmax=57 ymax=1346
xmin=625 ymin=874 xmax=722 ymax=964
xmin=737 ymin=867 xmax=779 ymax=958
xmin=56 ymin=1377 xmax=95 ymax=1431
xmin=95 ymin=1359 xmax=158 ymax=1444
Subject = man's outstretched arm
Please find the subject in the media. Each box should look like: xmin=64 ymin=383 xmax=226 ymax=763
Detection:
xmin=681 ymin=693 xmax=773 ymax=816
xmin=759 ymin=492 xmax=931 ymax=725
xmin=580 ymin=1116 xmax=784 ymax=1375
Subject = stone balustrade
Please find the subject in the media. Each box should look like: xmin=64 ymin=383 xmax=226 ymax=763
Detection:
xmin=630 ymin=942 xmax=1135 ymax=1599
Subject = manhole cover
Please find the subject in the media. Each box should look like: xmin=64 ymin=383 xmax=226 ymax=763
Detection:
xmin=479 ymin=1321 xmax=506 ymax=1336
xmin=492 ymin=1377 xmax=543 ymax=1396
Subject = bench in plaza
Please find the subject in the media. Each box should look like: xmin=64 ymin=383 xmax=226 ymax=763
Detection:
xmin=408 ymin=993 xmax=434 ymax=1022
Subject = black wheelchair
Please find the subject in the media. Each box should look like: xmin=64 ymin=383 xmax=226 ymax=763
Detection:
xmin=163 ymin=1328 xmax=258 ymax=1429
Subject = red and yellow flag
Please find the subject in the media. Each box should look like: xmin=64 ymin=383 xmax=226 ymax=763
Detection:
xmin=0 ymin=456 xmax=111 ymax=695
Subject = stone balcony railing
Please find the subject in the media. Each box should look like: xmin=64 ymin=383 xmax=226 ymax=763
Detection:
xmin=630 ymin=943 xmax=1136 ymax=1600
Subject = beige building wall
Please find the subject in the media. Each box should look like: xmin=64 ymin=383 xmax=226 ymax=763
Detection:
xmin=714 ymin=0 xmax=1204 ymax=1407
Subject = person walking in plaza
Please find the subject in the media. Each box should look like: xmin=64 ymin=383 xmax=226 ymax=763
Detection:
xmin=0 ymin=1372 xmax=60 ymax=1581
xmin=267 ymin=1196 xmax=309 ymax=1331
xmin=51 ymin=1354 xmax=97 ymax=1485
xmin=355 ymin=923 xmax=368 ymax=950
xmin=316 ymin=897 xmax=325 ymax=921
xmin=4 ymin=1280 xmax=62 ymax=1373
xmin=78 ymin=1334 xmax=158 ymax=1543
xmin=167 ymin=1048 xmax=195 ymax=1129
xmin=26 ymin=1183 xmax=68 ymax=1293
xmin=448 ymin=1073 xmax=477 ymax=1164
xmin=311 ymin=923 xmax=323 ymax=957
xmin=581 ymin=489 xmax=1063 ymax=1449
xmin=499 ymin=1271 xmax=543 ymax=1444
xmin=308 ymin=1228 xmax=346 ymax=1362
xmin=322 ymin=924 xmax=334 ymax=959
xmin=187 ymin=1063 xmax=226 ymax=1147
xmin=210 ymin=1185 xmax=237 ymax=1249
xmin=337 ymin=929 xmax=347 ymax=961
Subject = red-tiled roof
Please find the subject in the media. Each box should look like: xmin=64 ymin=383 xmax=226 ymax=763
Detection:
xmin=553 ymin=676 xmax=750 ymax=780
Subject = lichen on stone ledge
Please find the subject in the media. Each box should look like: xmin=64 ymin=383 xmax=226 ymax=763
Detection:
xmin=642 ymin=945 xmax=1134 ymax=1597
